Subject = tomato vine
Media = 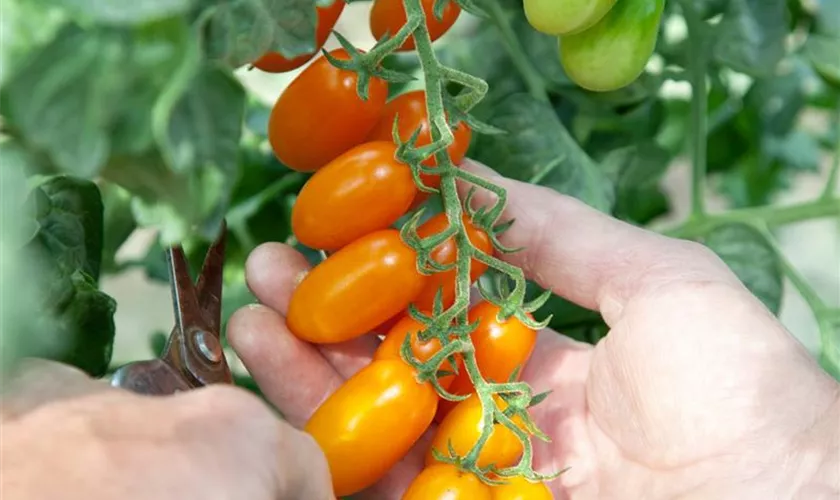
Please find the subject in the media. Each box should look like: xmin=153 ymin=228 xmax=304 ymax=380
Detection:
xmin=311 ymin=0 xmax=559 ymax=484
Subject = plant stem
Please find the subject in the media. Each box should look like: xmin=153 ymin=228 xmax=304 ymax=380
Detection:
xmin=665 ymin=197 xmax=840 ymax=238
xmin=756 ymin=224 xmax=838 ymax=376
xmin=682 ymin=2 xmax=709 ymax=217
xmin=483 ymin=0 xmax=549 ymax=103
xmin=820 ymin=102 xmax=840 ymax=201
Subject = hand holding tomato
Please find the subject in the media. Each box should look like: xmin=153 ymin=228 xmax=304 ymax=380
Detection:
xmin=228 ymin=159 xmax=839 ymax=498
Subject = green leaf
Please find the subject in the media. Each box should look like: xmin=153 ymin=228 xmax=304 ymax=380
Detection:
xmin=435 ymin=22 xmax=526 ymax=114
xmin=2 ymin=26 xmax=113 ymax=176
xmin=0 ymin=0 xmax=68 ymax=87
xmin=35 ymin=269 xmax=117 ymax=376
xmin=472 ymin=93 xmax=614 ymax=212
xmin=156 ymin=65 xmax=245 ymax=176
xmin=33 ymin=0 xmax=193 ymax=26
xmin=699 ymin=223 xmax=784 ymax=314
xmin=763 ymin=130 xmax=822 ymax=172
xmin=1 ymin=20 xmax=192 ymax=176
xmin=29 ymin=176 xmax=105 ymax=283
xmin=599 ymin=142 xmax=672 ymax=224
xmin=204 ymin=0 xmax=322 ymax=68
xmin=713 ymin=0 xmax=788 ymax=77
xmin=804 ymin=33 xmax=840 ymax=88
xmin=509 ymin=7 xmax=571 ymax=90
xmin=142 ymin=64 xmax=245 ymax=243
xmin=6 ymin=175 xmax=117 ymax=377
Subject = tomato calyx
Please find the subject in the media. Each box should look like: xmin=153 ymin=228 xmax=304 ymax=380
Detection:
xmin=322 ymin=32 xmax=416 ymax=101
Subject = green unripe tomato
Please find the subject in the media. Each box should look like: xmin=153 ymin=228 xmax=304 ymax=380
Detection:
xmin=524 ymin=0 xmax=617 ymax=36
xmin=558 ymin=0 xmax=665 ymax=92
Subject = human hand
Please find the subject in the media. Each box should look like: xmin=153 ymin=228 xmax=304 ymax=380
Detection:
xmin=0 ymin=359 xmax=334 ymax=500
xmin=227 ymin=159 xmax=839 ymax=499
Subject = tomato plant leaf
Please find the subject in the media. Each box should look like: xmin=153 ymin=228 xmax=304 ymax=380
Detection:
xmin=34 ymin=269 xmax=117 ymax=376
xmin=713 ymin=0 xmax=788 ymax=77
xmin=804 ymin=33 xmax=840 ymax=88
xmin=2 ymin=26 xmax=113 ymax=176
xmin=699 ymin=223 xmax=784 ymax=314
xmin=1 ymin=20 xmax=192 ymax=176
xmin=472 ymin=93 xmax=615 ymax=213
xmin=29 ymin=176 xmax=105 ymax=283
xmin=9 ymin=175 xmax=117 ymax=376
xmin=599 ymin=142 xmax=672 ymax=224
xmin=143 ymin=64 xmax=245 ymax=242
xmin=33 ymin=0 xmax=193 ymax=26
xmin=0 ymin=0 xmax=68 ymax=87
xmin=155 ymin=65 xmax=245 ymax=175
xmin=203 ymin=0 xmax=322 ymax=68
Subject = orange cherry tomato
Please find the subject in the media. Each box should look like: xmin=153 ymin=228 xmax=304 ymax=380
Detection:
xmin=436 ymin=301 xmax=537 ymax=420
xmin=252 ymin=0 xmax=345 ymax=72
xmin=291 ymin=141 xmax=417 ymax=251
xmin=374 ymin=314 xmax=459 ymax=390
xmin=402 ymin=463 xmax=491 ymax=500
xmin=367 ymin=90 xmax=472 ymax=204
xmin=305 ymin=359 xmax=438 ymax=497
xmin=287 ymin=229 xmax=426 ymax=343
xmin=268 ymin=48 xmax=388 ymax=172
xmin=370 ymin=0 xmax=461 ymax=51
xmin=412 ymin=212 xmax=493 ymax=312
xmin=426 ymin=395 xmax=524 ymax=469
xmin=490 ymin=476 xmax=554 ymax=499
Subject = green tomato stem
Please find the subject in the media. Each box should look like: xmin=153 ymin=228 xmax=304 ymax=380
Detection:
xmin=396 ymin=0 xmax=556 ymax=481
xmin=664 ymin=197 xmax=840 ymax=238
xmin=682 ymin=1 xmax=710 ymax=217
xmin=755 ymin=224 xmax=839 ymax=377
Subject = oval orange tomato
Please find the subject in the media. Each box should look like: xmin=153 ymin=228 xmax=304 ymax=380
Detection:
xmin=491 ymin=476 xmax=554 ymax=499
xmin=268 ymin=48 xmax=388 ymax=172
xmin=402 ymin=463 xmax=491 ymax=500
xmin=412 ymin=212 xmax=493 ymax=312
xmin=437 ymin=301 xmax=537 ymax=420
xmin=291 ymin=141 xmax=416 ymax=251
xmin=252 ymin=0 xmax=345 ymax=72
xmin=367 ymin=90 xmax=472 ymax=205
xmin=426 ymin=395 xmax=524 ymax=469
xmin=374 ymin=314 xmax=458 ymax=390
xmin=287 ymin=229 xmax=425 ymax=343
xmin=370 ymin=0 xmax=461 ymax=51
xmin=305 ymin=359 xmax=438 ymax=497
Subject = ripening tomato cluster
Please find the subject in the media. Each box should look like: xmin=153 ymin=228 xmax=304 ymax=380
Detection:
xmin=257 ymin=1 xmax=553 ymax=496
xmin=524 ymin=0 xmax=665 ymax=92
xmin=304 ymin=299 xmax=549 ymax=497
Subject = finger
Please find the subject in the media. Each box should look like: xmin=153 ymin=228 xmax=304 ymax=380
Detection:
xmin=457 ymin=159 xmax=742 ymax=325
xmin=0 ymin=359 xmax=112 ymax=419
xmin=173 ymin=385 xmax=335 ymax=500
xmin=520 ymin=330 xmax=595 ymax=487
xmin=227 ymin=304 xmax=343 ymax=428
xmin=318 ymin=336 xmax=379 ymax=379
xmin=245 ymin=242 xmax=311 ymax=316
xmin=244 ymin=243 xmax=379 ymax=378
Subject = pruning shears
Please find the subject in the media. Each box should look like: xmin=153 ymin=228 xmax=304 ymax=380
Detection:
xmin=109 ymin=224 xmax=233 ymax=395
